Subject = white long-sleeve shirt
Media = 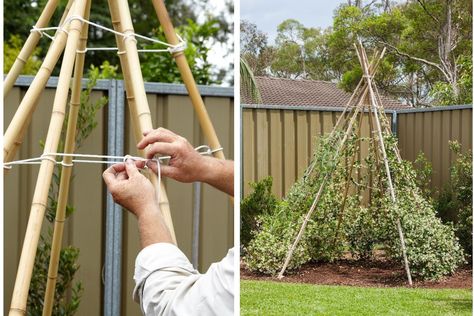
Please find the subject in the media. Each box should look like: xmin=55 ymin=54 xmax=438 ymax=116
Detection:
xmin=133 ymin=243 xmax=234 ymax=315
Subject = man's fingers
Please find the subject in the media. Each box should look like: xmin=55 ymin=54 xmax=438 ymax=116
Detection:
xmin=158 ymin=164 xmax=177 ymax=179
xmin=137 ymin=128 xmax=178 ymax=149
xmin=135 ymin=160 xmax=146 ymax=169
xmin=145 ymin=142 xmax=176 ymax=160
xmin=102 ymin=165 xmax=117 ymax=187
xmin=125 ymin=159 xmax=141 ymax=177
xmin=116 ymin=170 xmax=128 ymax=181
xmin=111 ymin=163 xmax=126 ymax=173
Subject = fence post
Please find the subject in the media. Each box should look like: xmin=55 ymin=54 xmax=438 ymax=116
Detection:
xmin=104 ymin=79 xmax=124 ymax=316
xmin=192 ymin=182 xmax=201 ymax=269
xmin=391 ymin=110 xmax=398 ymax=137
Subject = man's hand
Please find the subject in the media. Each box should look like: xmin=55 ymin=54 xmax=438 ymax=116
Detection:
xmin=137 ymin=127 xmax=234 ymax=196
xmin=102 ymin=160 xmax=173 ymax=247
xmin=102 ymin=160 xmax=157 ymax=218
xmin=137 ymin=127 xmax=209 ymax=183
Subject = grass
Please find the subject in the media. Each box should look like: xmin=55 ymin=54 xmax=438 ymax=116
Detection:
xmin=241 ymin=280 xmax=472 ymax=315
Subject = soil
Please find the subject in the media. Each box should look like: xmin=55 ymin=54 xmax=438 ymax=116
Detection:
xmin=241 ymin=260 xmax=472 ymax=289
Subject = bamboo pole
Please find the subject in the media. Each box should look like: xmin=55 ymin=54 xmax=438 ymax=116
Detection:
xmin=357 ymin=43 xmax=413 ymax=286
xmin=277 ymin=86 xmax=369 ymax=279
xmin=3 ymin=0 xmax=61 ymax=97
xmin=150 ymin=0 xmax=225 ymax=160
xmin=331 ymin=108 xmax=365 ymax=246
xmin=8 ymin=1 xmax=88 ymax=315
xmin=4 ymin=4 xmax=77 ymax=164
xmin=42 ymin=1 xmax=91 ymax=314
xmin=4 ymin=0 xmax=76 ymax=166
xmin=278 ymin=49 xmax=386 ymax=279
xmin=305 ymin=51 xmax=385 ymax=177
xmin=113 ymin=0 xmax=176 ymax=243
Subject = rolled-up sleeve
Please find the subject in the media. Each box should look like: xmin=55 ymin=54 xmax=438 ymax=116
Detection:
xmin=133 ymin=243 xmax=234 ymax=316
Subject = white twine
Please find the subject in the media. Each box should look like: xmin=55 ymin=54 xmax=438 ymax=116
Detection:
xmin=30 ymin=16 xmax=187 ymax=54
xmin=4 ymin=146 xmax=223 ymax=211
xmin=3 ymin=146 xmax=223 ymax=169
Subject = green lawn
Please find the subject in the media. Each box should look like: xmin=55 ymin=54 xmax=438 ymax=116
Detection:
xmin=241 ymin=280 xmax=472 ymax=315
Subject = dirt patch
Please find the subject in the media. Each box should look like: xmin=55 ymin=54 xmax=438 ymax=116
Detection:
xmin=241 ymin=260 xmax=472 ymax=289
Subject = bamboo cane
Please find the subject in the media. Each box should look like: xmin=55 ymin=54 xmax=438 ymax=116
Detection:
xmin=150 ymin=0 xmax=225 ymax=160
xmin=4 ymin=0 xmax=76 ymax=165
xmin=305 ymin=51 xmax=384 ymax=177
xmin=4 ymin=4 xmax=77 ymax=164
xmin=331 ymin=107 xmax=365 ymax=247
xmin=42 ymin=1 xmax=91 ymax=314
xmin=113 ymin=0 xmax=176 ymax=243
xmin=9 ymin=1 xmax=88 ymax=315
xmin=3 ymin=0 xmax=61 ymax=97
xmin=278 ymin=49 xmax=387 ymax=278
xmin=356 ymin=43 xmax=413 ymax=285
xmin=277 ymin=85 xmax=369 ymax=279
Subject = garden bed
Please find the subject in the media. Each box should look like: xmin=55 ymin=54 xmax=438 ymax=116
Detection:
xmin=241 ymin=260 xmax=472 ymax=289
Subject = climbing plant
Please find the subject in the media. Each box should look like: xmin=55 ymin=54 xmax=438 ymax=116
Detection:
xmin=244 ymin=128 xmax=465 ymax=280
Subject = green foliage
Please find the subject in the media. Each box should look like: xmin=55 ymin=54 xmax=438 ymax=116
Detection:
xmin=141 ymin=19 xmax=221 ymax=85
xmin=28 ymin=62 xmax=113 ymax=314
xmin=431 ymin=57 xmax=473 ymax=105
xmin=244 ymin=130 xmax=465 ymax=280
xmin=413 ymin=152 xmax=433 ymax=200
xmin=240 ymin=56 xmax=262 ymax=103
xmin=4 ymin=35 xmax=42 ymax=75
xmin=28 ymin=234 xmax=83 ymax=316
xmin=4 ymin=0 xmax=233 ymax=82
xmin=240 ymin=177 xmax=277 ymax=247
xmin=241 ymin=1 xmax=472 ymax=107
xmin=435 ymin=141 xmax=472 ymax=259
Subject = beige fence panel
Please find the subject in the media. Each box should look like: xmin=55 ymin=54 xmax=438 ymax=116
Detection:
xmin=4 ymin=77 xmax=233 ymax=316
xmin=397 ymin=106 xmax=472 ymax=193
xmin=242 ymin=105 xmax=471 ymax=199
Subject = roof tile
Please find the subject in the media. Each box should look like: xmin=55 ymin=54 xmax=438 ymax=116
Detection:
xmin=241 ymin=76 xmax=409 ymax=110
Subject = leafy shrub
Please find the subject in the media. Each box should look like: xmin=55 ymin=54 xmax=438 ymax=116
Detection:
xmin=435 ymin=141 xmax=472 ymax=259
xmin=241 ymin=177 xmax=277 ymax=248
xmin=244 ymin=129 xmax=465 ymax=280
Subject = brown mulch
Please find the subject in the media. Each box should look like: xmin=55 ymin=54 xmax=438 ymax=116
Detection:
xmin=241 ymin=260 xmax=472 ymax=289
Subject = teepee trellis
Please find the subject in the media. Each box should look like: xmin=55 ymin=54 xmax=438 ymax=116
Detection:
xmin=277 ymin=42 xmax=413 ymax=286
xmin=4 ymin=0 xmax=227 ymax=314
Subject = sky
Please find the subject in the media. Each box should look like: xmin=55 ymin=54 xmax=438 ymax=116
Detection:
xmin=196 ymin=0 xmax=234 ymax=86
xmin=241 ymin=0 xmax=348 ymax=44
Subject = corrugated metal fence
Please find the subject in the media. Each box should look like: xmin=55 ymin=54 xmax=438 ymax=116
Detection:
xmin=242 ymin=104 xmax=472 ymax=198
xmin=4 ymin=76 xmax=234 ymax=316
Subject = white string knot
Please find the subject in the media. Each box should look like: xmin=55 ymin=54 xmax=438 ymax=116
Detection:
xmin=168 ymin=41 xmax=187 ymax=54
xmin=30 ymin=26 xmax=43 ymax=37
xmin=31 ymin=17 xmax=187 ymax=56
xmin=40 ymin=154 xmax=57 ymax=164
xmin=122 ymin=33 xmax=138 ymax=44
xmin=63 ymin=15 xmax=85 ymax=26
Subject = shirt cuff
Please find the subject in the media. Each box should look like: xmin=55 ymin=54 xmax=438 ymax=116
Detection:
xmin=133 ymin=243 xmax=197 ymax=304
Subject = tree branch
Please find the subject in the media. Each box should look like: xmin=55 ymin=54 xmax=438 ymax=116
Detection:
xmin=415 ymin=0 xmax=440 ymax=24
xmin=378 ymin=40 xmax=449 ymax=80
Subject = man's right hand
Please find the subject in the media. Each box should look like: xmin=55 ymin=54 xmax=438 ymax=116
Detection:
xmin=137 ymin=127 xmax=234 ymax=196
xmin=137 ymin=127 xmax=211 ymax=183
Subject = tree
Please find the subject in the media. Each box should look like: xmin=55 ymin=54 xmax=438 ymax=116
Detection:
xmin=240 ymin=20 xmax=274 ymax=76
xmin=4 ymin=0 xmax=233 ymax=84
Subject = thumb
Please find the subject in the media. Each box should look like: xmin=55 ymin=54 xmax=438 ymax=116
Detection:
xmin=125 ymin=159 xmax=140 ymax=178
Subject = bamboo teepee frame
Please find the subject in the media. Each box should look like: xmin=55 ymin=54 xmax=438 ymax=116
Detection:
xmin=277 ymin=42 xmax=413 ymax=286
xmin=4 ymin=0 xmax=227 ymax=314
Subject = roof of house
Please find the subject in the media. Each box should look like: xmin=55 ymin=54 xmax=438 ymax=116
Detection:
xmin=241 ymin=76 xmax=409 ymax=110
